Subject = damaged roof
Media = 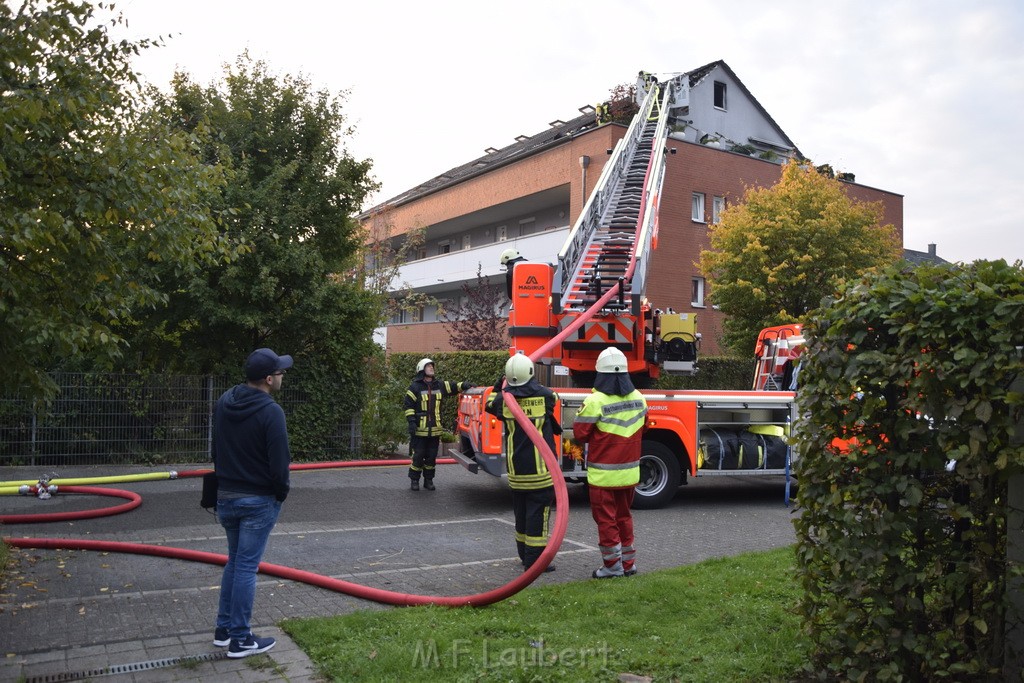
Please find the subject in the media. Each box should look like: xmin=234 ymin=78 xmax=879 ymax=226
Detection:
xmin=360 ymin=60 xmax=796 ymax=217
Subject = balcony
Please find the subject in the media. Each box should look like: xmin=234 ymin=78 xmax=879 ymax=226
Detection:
xmin=389 ymin=227 xmax=570 ymax=295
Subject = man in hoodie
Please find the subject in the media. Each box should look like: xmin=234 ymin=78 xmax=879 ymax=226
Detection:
xmin=211 ymin=348 xmax=292 ymax=658
xmin=485 ymin=353 xmax=560 ymax=572
xmin=404 ymin=358 xmax=473 ymax=491
xmin=573 ymin=347 xmax=648 ymax=579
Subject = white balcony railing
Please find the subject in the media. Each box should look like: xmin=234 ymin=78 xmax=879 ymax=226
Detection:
xmin=388 ymin=227 xmax=570 ymax=295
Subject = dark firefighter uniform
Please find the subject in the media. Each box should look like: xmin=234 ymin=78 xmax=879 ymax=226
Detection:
xmin=404 ymin=367 xmax=471 ymax=488
xmin=486 ymin=379 xmax=561 ymax=570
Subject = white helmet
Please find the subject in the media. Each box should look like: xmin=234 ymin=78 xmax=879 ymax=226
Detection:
xmin=504 ymin=354 xmax=534 ymax=387
xmin=596 ymin=347 xmax=628 ymax=374
xmin=416 ymin=358 xmax=434 ymax=373
xmin=499 ymin=248 xmax=521 ymax=266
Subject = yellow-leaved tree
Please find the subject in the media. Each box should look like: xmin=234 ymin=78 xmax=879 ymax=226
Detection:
xmin=699 ymin=161 xmax=902 ymax=353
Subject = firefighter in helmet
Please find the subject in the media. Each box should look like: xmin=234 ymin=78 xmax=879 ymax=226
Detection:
xmin=485 ymin=353 xmax=561 ymax=572
xmin=500 ymin=248 xmax=527 ymax=300
xmin=573 ymin=347 xmax=648 ymax=578
xmin=404 ymin=358 xmax=473 ymax=491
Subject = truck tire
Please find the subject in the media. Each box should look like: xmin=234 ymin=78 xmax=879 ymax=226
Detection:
xmin=633 ymin=441 xmax=681 ymax=509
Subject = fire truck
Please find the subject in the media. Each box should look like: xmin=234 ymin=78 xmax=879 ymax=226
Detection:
xmin=451 ymin=72 xmax=800 ymax=508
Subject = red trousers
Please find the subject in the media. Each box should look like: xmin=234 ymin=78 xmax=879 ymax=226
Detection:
xmin=588 ymin=486 xmax=635 ymax=570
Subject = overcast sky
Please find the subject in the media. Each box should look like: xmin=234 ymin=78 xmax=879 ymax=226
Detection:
xmin=113 ymin=0 xmax=1022 ymax=265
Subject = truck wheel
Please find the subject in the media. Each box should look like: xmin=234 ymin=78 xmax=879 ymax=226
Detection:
xmin=633 ymin=441 xmax=681 ymax=509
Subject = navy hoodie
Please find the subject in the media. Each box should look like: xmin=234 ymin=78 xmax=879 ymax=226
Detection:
xmin=212 ymin=384 xmax=291 ymax=501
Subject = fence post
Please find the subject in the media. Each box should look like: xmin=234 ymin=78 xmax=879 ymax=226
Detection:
xmin=206 ymin=376 xmax=214 ymax=460
xmin=350 ymin=413 xmax=358 ymax=456
xmin=30 ymin=411 xmax=37 ymax=468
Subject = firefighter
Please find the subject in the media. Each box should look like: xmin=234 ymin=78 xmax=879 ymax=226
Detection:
xmin=485 ymin=353 xmax=561 ymax=572
xmin=500 ymin=248 xmax=527 ymax=300
xmin=404 ymin=358 xmax=473 ymax=491
xmin=573 ymin=347 xmax=648 ymax=578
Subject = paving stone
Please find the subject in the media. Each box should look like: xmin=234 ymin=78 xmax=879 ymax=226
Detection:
xmin=1 ymin=462 xmax=797 ymax=682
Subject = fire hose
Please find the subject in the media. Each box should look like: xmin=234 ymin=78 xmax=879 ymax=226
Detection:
xmin=2 ymin=244 xmax=633 ymax=606
xmin=1 ymin=452 xmax=564 ymax=606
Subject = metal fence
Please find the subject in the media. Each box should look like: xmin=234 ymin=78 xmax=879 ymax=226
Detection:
xmin=0 ymin=373 xmax=361 ymax=466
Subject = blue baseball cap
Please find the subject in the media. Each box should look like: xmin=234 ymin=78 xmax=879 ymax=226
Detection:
xmin=244 ymin=348 xmax=294 ymax=380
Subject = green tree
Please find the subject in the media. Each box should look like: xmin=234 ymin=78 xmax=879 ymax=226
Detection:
xmin=133 ymin=56 xmax=379 ymax=456
xmin=0 ymin=0 xmax=231 ymax=400
xmin=793 ymin=259 xmax=1024 ymax=678
xmin=699 ymin=160 xmax=901 ymax=353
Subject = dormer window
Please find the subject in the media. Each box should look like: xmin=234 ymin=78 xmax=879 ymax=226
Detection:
xmin=714 ymin=81 xmax=727 ymax=110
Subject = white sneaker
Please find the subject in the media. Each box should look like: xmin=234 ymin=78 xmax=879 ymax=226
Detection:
xmin=227 ymin=634 xmax=276 ymax=658
xmin=592 ymin=565 xmax=624 ymax=579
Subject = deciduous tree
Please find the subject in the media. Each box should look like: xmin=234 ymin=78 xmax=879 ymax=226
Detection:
xmin=133 ymin=56 xmax=379 ymax=455
xmin=0 ymin=0 xmax=231 ymax=400
xmin=441 ymin=266 xmax=508 ymax=351
xmin=699 ymin=161 xmax=901 ymax=353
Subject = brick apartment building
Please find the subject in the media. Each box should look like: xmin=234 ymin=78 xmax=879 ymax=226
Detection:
xmin=360 ymin=61 xmax=903 ymax=356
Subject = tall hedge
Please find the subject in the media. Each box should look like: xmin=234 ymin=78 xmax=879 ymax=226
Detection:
xmin=793 ymin=260 xmax=1024 ymax=679
xmin=652 ymin=356 xmax=754 ymax=391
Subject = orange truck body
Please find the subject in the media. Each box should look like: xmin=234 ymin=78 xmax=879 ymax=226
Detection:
xmin=453 ymin=383 xmax=797 ymax=509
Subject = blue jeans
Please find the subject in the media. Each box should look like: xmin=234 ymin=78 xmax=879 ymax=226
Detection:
xmin=216 ymin=496 xmax=281 ymax=640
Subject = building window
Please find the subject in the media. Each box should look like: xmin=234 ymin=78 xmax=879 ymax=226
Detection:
xmin=438 ymin=241 xmax=451 ymax=255
xmin=415 ymin=247 xmax=426 ymax=260
xmin=691 ymin=277 xmax=705 ymax=307
xmin=412 ymin=306 xmax=424 ymax=323
xmin=714 ymin=81 xmax=727 ymax=110
xmin=691 ymin=193 xmax=705 ymax=223
xmin=712 ymin=196 xmax=725 ymax=224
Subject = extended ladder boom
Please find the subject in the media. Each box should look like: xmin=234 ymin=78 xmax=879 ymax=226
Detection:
xmin=507 ymin=71 xmax=696 ymax=382
xmin=552 ymin=74 xmax=676 ymax=316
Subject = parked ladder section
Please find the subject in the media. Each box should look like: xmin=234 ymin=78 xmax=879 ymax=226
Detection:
xmin=553 ymin=75 xmax=674 ymax=317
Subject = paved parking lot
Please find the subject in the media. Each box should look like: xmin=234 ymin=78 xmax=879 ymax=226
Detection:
xmin=0 ymin=462 xmax=798 ymax=681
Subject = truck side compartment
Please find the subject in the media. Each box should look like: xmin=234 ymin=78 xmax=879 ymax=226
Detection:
xmin=453 ymin=386 xmax=796 ymax=509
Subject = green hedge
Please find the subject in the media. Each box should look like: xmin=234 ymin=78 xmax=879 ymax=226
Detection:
xmin=793 ymin=260 xmax=1024 ymax=678
xmin=653 ymin=356 xmax=754 ymax=391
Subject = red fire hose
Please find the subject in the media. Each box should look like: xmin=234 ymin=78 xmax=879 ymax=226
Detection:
xmin=0 ymin=486 xmax=141 ymax=524
xmin=2 ymin=453 xmax=567 ymax=607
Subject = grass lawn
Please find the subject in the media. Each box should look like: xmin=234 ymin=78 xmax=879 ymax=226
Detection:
xmin=283 ymin=546 xmax=807 ymax=682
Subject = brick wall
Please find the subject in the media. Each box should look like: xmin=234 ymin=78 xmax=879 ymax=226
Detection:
xmin=645 ymin=143 xmax=903 ymax=354
xmin=374 ymin=130 xmax=903 ymax=358
xmin=365 ymin=126 xmax=624 ymax=237
xmin=385 ymin=319 xmax=509 ymax=354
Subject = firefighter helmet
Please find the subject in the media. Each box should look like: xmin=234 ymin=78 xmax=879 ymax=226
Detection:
xmin=416 ymin=358 xmax=434 ymax=373
xmin=499 ymin=248 xmax=521 ymax=266
xmin=596 ymin=347 xmax=628 ymax=374
xmin=504 ymin=354 xmax=534 ymax=387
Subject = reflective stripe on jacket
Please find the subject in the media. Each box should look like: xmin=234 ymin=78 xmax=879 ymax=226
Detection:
xmin=486 ymin=385 xmax=557 ymax=491
xmin=404 ymin=377 xmax=469 ymax=437
xmin=573 ymin=389 xmax=647 ymax=489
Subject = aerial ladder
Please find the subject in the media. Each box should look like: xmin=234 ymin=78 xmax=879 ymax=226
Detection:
xmin=458 ymin=72 xmax=799 ymax=509
xmin=508 ymin=72 xmax=698 ymax=386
